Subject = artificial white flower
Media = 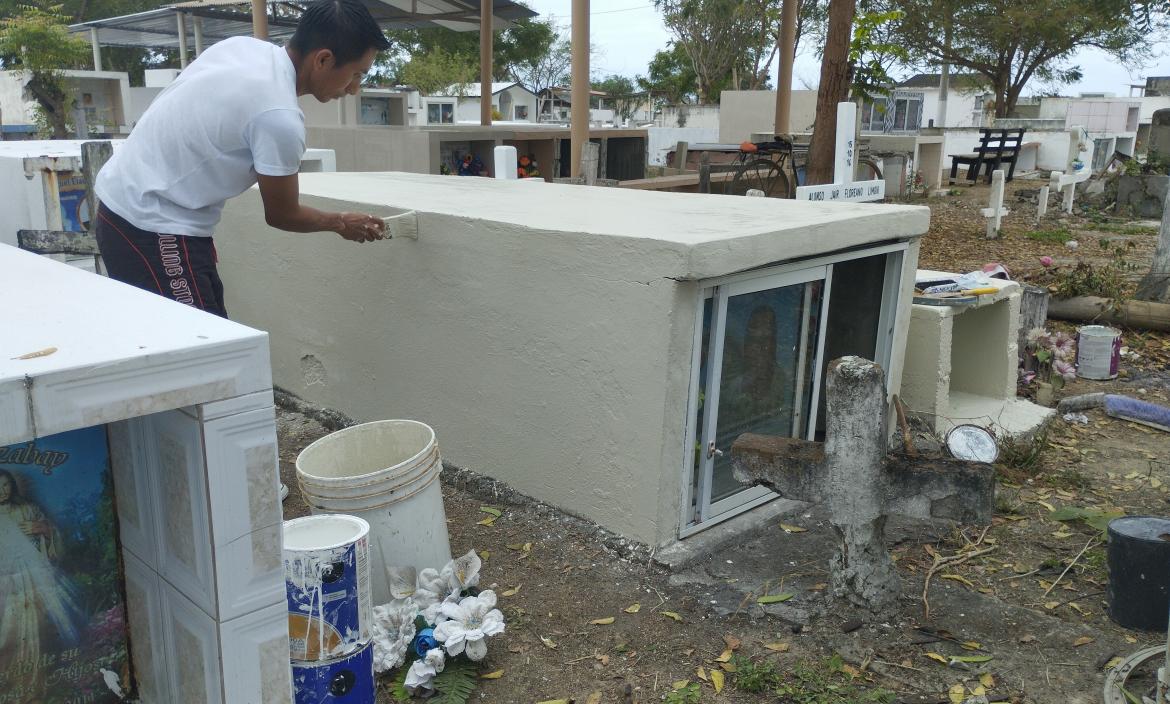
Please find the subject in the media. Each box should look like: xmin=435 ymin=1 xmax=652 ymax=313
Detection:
xmin=441 ymin=550 xmax=482 ymax=594
xmin=414 ymin=567 xmax=448 ymax=610
xmin=433 ymin=590 xmax=505 ymax=662
xmin=404 ymin=648 xmax=446 ymax=693
xmin=386 ymin=564 xmax=418 ymax=600
xmin=370 ymin=598 xmax=418 ymax=673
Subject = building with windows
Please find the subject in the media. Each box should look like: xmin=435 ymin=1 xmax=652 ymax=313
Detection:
xmin=428 ymin=82 xmax=539 ymax=124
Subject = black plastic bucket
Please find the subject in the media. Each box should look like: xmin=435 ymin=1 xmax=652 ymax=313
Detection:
xmin=1108 ymin=516 xmax=1170 ymax=631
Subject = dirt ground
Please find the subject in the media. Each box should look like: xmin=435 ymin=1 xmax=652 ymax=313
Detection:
xmin=277 ymin=180 xmax=1170 ymax=704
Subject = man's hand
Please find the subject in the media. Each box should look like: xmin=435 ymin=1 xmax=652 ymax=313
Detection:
xmin=257 ymin=173 xmax=384 ymax=241
xmin=335 ymin=213 xmax=385 ymax=243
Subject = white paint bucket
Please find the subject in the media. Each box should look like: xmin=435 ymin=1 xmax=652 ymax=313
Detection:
xmin=291 ymin=639 xmax=375 ymax=704
xmin=296 ymin=420 xmax=452 ymax=605
xmin=284 ymin=514 xmax=371 ymax=661
xmin=1076 ymin=325 xmax=1121 ymax=380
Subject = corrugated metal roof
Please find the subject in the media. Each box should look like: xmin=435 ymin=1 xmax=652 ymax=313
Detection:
xmin=71 ymin=0 xmax=537 ymax=49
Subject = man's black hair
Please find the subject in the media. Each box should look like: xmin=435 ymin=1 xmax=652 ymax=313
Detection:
xmin=290 ymin=0 xmax=391 ymax=66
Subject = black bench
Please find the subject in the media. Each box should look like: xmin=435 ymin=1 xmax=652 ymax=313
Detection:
xmin=949 ymin=128 xmax=1025 ymax=184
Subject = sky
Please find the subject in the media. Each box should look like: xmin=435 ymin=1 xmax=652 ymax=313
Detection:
xmin=520 ymin=0 xmax=1170 ymax=97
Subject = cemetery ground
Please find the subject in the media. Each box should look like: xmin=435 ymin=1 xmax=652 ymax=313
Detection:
xmin=277 ymin=179 xmax=1170 ymax=703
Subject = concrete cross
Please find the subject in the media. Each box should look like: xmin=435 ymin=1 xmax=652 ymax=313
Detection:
xmin=731 ymin=356 xmax=995 ymax=612
xmin=795 ymin=103 xmax=886 ymax=204
xmin=981 ymin=169 xmax=1009 ymax=238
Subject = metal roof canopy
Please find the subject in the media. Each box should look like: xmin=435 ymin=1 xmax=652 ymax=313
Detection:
xmin=70 ymin=0 xmax=538 ymax=50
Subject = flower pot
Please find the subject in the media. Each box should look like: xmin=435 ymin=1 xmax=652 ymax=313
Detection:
xmin=1035 ymin=381 xmax=1055 ymax=407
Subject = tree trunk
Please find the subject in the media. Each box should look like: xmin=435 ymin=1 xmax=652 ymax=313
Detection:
xmin=805 ymin=0 xmax=855 ymax=185
xmin=25 ymin=74 xmax=70 ymax=139
xmin=1135 ymin=181 xmax=1170 ymax=302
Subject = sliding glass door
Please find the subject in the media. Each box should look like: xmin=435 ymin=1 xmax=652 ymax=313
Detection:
xmin=681 ymin=246 xmax=906 ymax=535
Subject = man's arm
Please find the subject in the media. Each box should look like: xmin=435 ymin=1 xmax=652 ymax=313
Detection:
xmin=256 ymin=172 xmax=384 ymax=242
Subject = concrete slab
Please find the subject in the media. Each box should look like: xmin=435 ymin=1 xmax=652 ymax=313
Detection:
xmin=654 ymin=498 xmax=808 ymax=571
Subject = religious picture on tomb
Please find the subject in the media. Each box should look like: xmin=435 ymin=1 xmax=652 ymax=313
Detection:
xmin=0 ymin=426 xmax=130 ymax=704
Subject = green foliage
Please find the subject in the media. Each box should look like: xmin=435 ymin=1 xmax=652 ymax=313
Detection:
xmin=429 ymin=659 xmax=479 ymax=704
xmin=0 ymin=1 xmax=89 ymax=136
xmin=664 ymin=682 xmax=702 ymax=704
xmin=1024 ymin=227 xmax=1074 ymax=243
xmin=849 ymin=8 xmax=908 ymax=98
xmin=996 ymin=429 xmax=1048 ymax=475
xmin=654 ymin=0 xmax=784 ymax=102
xmin=732 ymin=655 xmax=782 ymax=693
xmin=889 ymin=0 xmax=1164 ymax=117
xmin=732 ymin=655 xmax=894 ymax=702
xmin=639 ymin=42 xmax=698 ymax=104
xmin=594 ymin=74 xmax=642 ymax=121
xmin=376 ymin=16 xmax=558 ymax=87
xmin=1050 ymin=238 xmax=1140 ymax=302
xmin=399 ymin=46 xmax=478 ymax=95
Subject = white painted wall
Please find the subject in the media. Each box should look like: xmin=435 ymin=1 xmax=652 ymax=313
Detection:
xmin=0 ymin=70 xmax=131 ymax=132
xmin=660 ymin=104 xmax=721 ymax=130
xmin=719 ymin=90 xmax=819 ymax=142
xmin=214 ymin=172 xmax=929 ymax=546
xmin=1140 ymin=95 xmax=1170 ymax=122
xmin=917 ymin=88 xmax=986 ymax=129
xmin=126 ymin=87 xmax=164 ymax=126
xmin=646 ymin=127 xmax=720 ymax=165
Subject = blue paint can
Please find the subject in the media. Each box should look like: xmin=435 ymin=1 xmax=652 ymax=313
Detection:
xmin=291 ymin=639 xmax=375 ymax=703
xmin=284 ymin=514 xmax=371 ymax=661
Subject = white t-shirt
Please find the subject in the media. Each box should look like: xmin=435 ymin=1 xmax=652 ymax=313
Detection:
xmin=96 ymin=37 xmax=305 ymax=236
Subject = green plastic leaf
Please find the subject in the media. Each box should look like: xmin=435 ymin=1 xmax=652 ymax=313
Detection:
xmin=757 ymin=593 xmax=795 ymax=604
xmin=479 ymin=506 xmax=502 ymax=517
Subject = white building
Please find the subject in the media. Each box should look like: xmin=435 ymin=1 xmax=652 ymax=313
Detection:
xmin=0 ymin=69 xmax=145 ymax=137
xmin=1035 ymin=95 xmax=1141 ymax=169
xmin=429 ymin=82 xmax=539 ymax=124
xmin=860 ymin=73 xmax=992 ymax=134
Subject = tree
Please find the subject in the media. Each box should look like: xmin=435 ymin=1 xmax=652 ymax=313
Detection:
xmin=654 ymin=0 xmax=775 ymax=102
xmin=377 ymin=16 xmax=558 ymax=86
xmin=890 ymin=0 xmax=1163 ymax=118
xmin=594 ymin=74 xmax=641 ymax=122
xmin=1136 ymin=193 xmax=1170 ymax=302
xmin=0 ymin=2 xmax=90 ymax=138
xmin=638 ymin=42 xmax=698 ymax=104
xmin=399 ymin=47 xmax=478 ymax=96
xmin=805 ymin=0 xmax=855 ymax=185
xmin=511 ymin=37 xmax=570 ymax=117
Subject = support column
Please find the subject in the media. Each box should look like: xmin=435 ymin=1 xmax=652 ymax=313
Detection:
xmin=773 ymin=0 xmax=796 ymax=134
xmin=570 ymin=0 xmax=589 ymax=179
xmin=252 ymin=0 xmax=268 ymax=39
xmin=90 ymin=27 xmax=102 ymax=71
xmin=193 ymin=15 xmax=204 ymax=56
xmin=176 ymin=12 xmax=189 ymax=69
xmin=480 ymin=0 xmax=492 ymax=126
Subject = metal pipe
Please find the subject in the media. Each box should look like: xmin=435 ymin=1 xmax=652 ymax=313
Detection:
xmin=774 ymin=0 xmax=796 ymax=134
xmin=570 ymin=0 xmax=589 ymax=179
xmin=480 ymin=0 xmax=492 ymax=126
xmin=252 ymin=0 xmax=269 ymax=39
xmin=90 ymin=27 xmax=102 ymax=71
xmin=176 ymin=12 xmax=189 ymax=69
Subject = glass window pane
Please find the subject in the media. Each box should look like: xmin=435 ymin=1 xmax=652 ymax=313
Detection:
xmin=689 ymin=297 xmax=714 ymax=514
xmin=427 ymin=104 xmax=440 ymax=123
xmin=893 ymin=99 xmax=908 ymax=130
xmin=709 ymin=281 xmax=824 ymax=503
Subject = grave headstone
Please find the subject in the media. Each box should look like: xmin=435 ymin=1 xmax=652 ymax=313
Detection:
xmin=795 ymin=102 xmax=885 ymax=203
xmin=981 ymin=169 xmax=1009 ymax=238
xmin=1148 ymin=109 xmax=1170 ymax=158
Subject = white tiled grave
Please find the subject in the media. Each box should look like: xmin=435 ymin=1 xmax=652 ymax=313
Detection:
xmin=0 ymin=245 xmax=292 ymax=703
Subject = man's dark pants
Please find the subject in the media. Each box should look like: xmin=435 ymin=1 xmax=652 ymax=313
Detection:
xmin=94 ymin=204 xmax=228 ymax=318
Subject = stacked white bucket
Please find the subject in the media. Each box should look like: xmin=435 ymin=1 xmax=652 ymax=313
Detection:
xmin=295 ymin=419 xmax=453 ymax=607
xmin=284 ymin=514 xmax=376 ymax=703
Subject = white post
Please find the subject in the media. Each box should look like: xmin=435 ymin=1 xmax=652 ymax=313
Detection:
xmin=193 ymin=15 xmax=204 ymax=56
xmin=1036 ymin=185 xmax=1049 ymax=222
xmin=834 ymin=101 xmax=855 ymax=185
xmin=176 ymin=12 xmax=189 ymax=69
xmin=90 ymin=28 xmax=102 ymax=71
xmin=493 ymin=145 xmax=517 ymax=179
xmin=983 ymin=169 xmax=1007 ymax=238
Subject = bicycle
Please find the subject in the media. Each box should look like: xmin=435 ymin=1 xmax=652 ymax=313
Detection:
xmin=704 ymin=138 xmax=884 ymax=199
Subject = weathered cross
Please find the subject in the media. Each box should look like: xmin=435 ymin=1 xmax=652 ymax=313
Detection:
xmin=982 ymin=169 xmax=1009 ymax=238
xmin=731 ymin=356 xmax=995 ymax=612
xmin=795 ymin=103 xmax=886 ymax=204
